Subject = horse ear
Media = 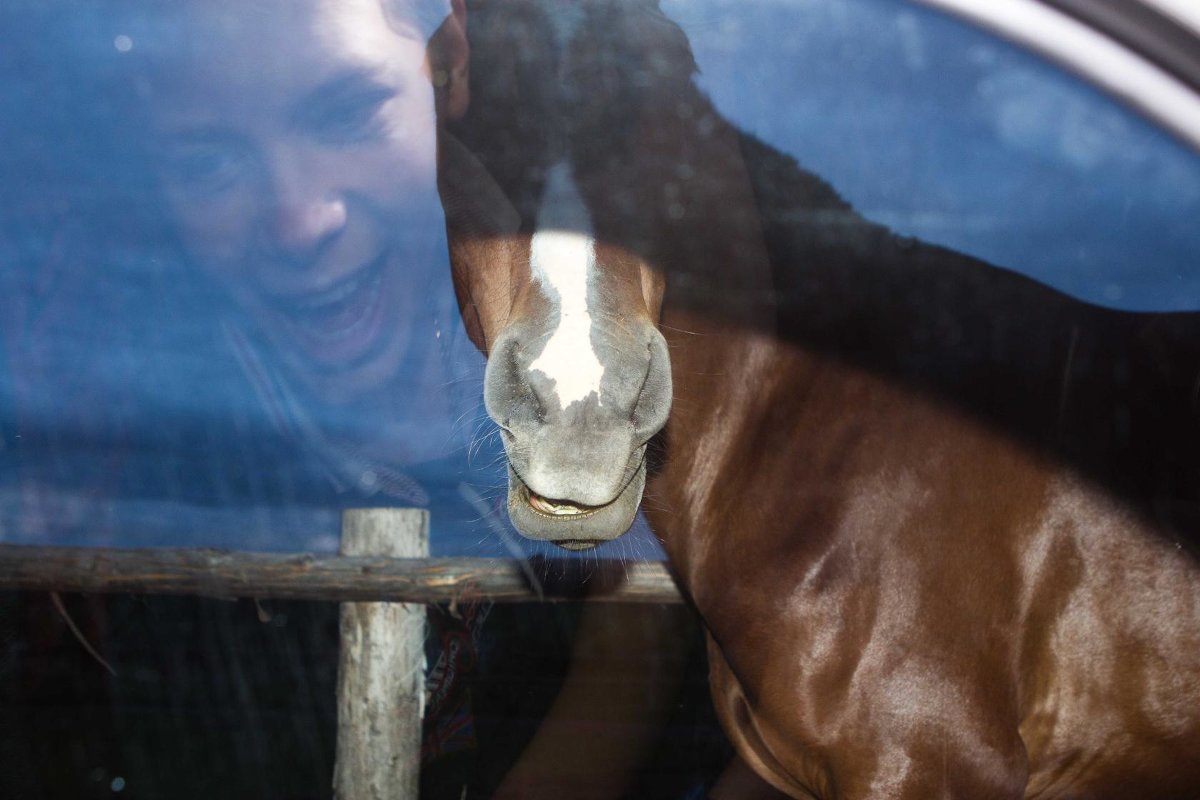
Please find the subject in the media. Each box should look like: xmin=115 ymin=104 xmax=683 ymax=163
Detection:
xmin=428 ymin=0 xmax=469 ymax=121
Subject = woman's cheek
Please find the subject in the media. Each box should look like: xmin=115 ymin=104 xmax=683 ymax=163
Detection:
xmin=171 ymin=198 xmax=257 ymax=278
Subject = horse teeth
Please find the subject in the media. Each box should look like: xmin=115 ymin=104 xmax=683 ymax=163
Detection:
xmin=528 ymin=492 xmax=587 ymax=516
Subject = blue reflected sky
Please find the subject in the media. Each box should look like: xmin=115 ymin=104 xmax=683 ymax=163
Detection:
xmin=2 ymin=0 xmax=1199 ymax=555
xmin=665 ymin=0 xmax=1200 ymax=310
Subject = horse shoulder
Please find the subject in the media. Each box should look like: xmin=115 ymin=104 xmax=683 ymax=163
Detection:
xmin=1016 ymin=475 xmax=1200 ymax=795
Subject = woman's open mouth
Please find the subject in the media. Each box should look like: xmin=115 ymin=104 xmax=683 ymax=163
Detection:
xmin=270 ymin=253 xmax=390 ymax=365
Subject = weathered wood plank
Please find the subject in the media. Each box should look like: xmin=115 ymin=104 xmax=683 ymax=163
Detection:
xmin=0 ymin=543 xmax=683 ymax=604
xmin=334 ymin=508 xmax=427 ymax=800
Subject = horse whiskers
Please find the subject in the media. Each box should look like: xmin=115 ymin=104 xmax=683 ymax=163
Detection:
xmin=450 ymin=407 xmax=486 ymax=436
xmin=466 ymin=427 xmax=504 ymax=464
xmin=658 ymin=322 xmax=703 ymax=336
xmin=637 ymin=488 xmax=675 ymax=516
xmin=592 ymin=309 xmax=641 ymax=337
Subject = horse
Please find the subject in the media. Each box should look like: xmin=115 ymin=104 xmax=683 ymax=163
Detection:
xmin=436 ymin=1 xmax=1200 ymax=796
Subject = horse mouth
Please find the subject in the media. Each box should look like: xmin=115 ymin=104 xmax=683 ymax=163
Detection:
xmin=526 ymin=489 xmax=605 ymax=518
xmin=505 ymin=457 xmax=646 ymax=546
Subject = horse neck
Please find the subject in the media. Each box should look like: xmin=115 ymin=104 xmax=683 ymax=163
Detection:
xmin=626 ymin=101 xmax=841 ymax=566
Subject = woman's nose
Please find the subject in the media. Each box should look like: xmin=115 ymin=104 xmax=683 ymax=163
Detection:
xmin=271 ymin=195 xmax=347 ymax=262
xmin=263 ymin=150 xmax=348 ymax=264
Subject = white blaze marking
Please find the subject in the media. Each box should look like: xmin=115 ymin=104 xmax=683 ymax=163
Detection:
xmin=528 ymin=161 xmax=605 ymax=410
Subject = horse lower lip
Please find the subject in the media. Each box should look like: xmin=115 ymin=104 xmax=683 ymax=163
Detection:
xmin=557 ymin=540 xmax=599 ymax=551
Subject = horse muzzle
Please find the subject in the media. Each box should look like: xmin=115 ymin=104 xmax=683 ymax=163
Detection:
xmin=484 ymin=318 xmax=671 ymax=549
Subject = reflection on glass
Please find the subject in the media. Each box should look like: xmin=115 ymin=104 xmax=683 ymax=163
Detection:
xmin=2 ymin=1 xmax=1200 ymax=796
xmin=2 ymin=0 xmax=674 ymax=558
xmin=5 ymin=0 xmax=1200 ymax=552
xmin=668 ymin=0 xmax=1200 ymax=308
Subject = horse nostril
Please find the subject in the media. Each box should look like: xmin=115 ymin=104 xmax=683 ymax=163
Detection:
xmin=484 ymin=329 xmax=555 ymax=429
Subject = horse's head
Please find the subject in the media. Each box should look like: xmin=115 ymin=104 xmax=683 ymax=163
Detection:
xmin=448 ymin=152 xmax=672 ymax=549
xmin=436 ymin=2 xmax=703 ymax=549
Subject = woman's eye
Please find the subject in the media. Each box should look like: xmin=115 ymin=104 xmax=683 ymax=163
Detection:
xmin=308 ymin=89 xmax=395 ymax=144
xmin=159 ymin=140 xmax=247 ymax=196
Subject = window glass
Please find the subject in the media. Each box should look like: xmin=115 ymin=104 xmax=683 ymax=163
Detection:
xmin=667 ymin=0 xmax=1200 ymax=309
xmin=3 ymin=1 xmax=1198 ymax=553
xmin=4 ymin=0 xmax=1195 ymax=551
xmin=1 ymin=3 xmax=1199 ymax=795
xmin=0 ymin=1 xmax=668 ymax=557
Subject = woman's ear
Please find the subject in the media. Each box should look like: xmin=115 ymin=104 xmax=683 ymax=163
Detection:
xmin=428 ymin=0 xmax=469 ymax=120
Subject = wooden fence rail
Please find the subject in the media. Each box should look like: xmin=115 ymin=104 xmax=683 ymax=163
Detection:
xmin=0 ymin=543 xmax=684 ymax=604
xmin=0 ymin=509 xmax=685 ymax=799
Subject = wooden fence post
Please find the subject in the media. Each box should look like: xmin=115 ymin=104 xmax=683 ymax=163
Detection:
xmin=334 ymin=508 xmax=429 ymax=800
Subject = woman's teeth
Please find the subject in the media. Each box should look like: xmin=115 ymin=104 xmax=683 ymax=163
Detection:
xmin=286 ymin=260 xmax=385 ymax=343
xmin=296 ymin=269 xmax=374 ymax=311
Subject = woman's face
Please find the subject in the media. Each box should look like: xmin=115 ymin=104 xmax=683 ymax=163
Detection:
xmin=146 ymin=0 xmax=444 ymax=405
